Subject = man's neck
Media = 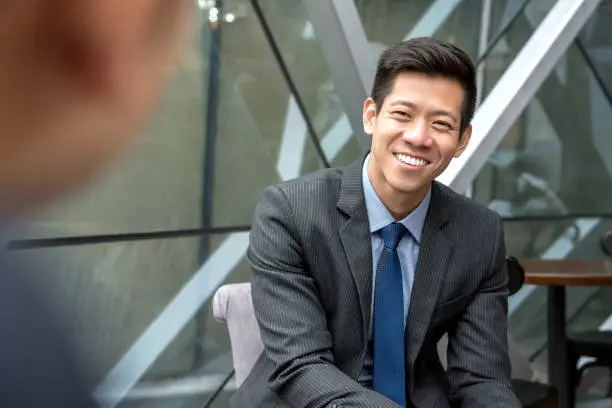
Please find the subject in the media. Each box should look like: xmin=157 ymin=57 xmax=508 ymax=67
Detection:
xmin=377 ymin=185 xmax=429 ymax=220
xmin=367 ymin=157 xmax=430 ymax=220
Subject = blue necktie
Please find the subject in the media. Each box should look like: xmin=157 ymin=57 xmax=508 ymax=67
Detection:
xmin=373 ymin=222 xmax=407 ymax=406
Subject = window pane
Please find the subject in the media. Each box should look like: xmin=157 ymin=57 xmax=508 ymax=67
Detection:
xmin=10 ymin=235 xmax=215 ymax=386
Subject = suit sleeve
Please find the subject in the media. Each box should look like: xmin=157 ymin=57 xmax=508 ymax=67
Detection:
xmin=446 ymin=215 xmax=522 ymax=408
xmin=248 ymin=185 xmax=400 ymax=408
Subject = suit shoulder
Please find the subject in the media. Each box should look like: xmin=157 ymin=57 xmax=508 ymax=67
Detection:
xmin=263 ymin=167 xmax=343 ymax=202
xmin=435 ymin=182 xmax=502 ymax=225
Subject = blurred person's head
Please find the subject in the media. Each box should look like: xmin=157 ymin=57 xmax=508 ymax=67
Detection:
xmin=0 ymin=0 xmax=191 ymax=215
xmin=363 ymin=37 xmax=476 ymax=217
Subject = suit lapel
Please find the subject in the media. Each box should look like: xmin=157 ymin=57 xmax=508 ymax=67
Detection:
xmin=336 ymin=163 xmax=455 ymax=362
xmin=337 ymin=157 xmax=373 ymax=343
xmin=406 ymin=182 xmax=454 ymax=364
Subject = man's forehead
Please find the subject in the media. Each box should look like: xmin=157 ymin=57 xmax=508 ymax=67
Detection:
xmin=385 ymin=75 xmax=463 ymax=106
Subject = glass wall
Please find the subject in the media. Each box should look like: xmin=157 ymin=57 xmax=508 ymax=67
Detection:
xmin=479 ymin=0 xmax=554 ymax=99
xmin=472 ymin=0 xmax=612 ymax=399
xmin=356 ymin=0 xmax=483 ymax=60
xmin=473 ymin=19 xmax=612 ymax=223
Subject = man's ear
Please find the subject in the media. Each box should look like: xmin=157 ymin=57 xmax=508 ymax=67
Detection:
xmin=363 ymin=97 xmax=377 ymax=135
xmin=454 ymin=124 xmax=472 ymax=158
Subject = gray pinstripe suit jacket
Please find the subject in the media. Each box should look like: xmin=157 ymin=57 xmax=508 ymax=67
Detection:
xmin=231 ymin=156 xmax=521 ymax=408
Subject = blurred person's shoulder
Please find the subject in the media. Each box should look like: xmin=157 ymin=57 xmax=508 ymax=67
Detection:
xmin=0 ymin=251 xmax=99 ymax=407
xmin=435 ymin=181 xmax=503 ymax=226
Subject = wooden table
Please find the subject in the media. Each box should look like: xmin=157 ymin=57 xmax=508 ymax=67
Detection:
xmin=522 ymin=259 xmax=612 ymax=408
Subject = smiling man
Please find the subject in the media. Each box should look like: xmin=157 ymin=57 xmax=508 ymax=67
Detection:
xmin=235 ymin=37 xmax=521 ymax=408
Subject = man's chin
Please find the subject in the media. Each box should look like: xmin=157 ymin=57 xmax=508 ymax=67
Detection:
xmin=391 ymin=182 xmax=431 ymax=197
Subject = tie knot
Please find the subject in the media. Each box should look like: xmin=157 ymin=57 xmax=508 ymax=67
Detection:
xmin=380 ymin=223 xmax=407 ymax=249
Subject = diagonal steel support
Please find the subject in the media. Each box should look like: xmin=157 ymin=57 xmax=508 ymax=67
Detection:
xmin=303 ymin=0 xmax=376 ymax=152
xmin=437 ymin=0 xmax=602 ymax=192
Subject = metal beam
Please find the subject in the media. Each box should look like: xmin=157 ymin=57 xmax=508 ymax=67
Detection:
xmin=303 ymin=0 xmax=376 ymax=152
xmin=404 ymin=0 xmax=462 ymax=40
xmin=437 ymin=0 xmax=602 ymax=192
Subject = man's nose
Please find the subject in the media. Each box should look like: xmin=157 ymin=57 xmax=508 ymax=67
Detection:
xmin=401 ymin=121 xmax=430 ymax=146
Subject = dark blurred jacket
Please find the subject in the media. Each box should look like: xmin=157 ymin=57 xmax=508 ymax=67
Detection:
xmin=0 ymin=249 xmax=98 ymax=407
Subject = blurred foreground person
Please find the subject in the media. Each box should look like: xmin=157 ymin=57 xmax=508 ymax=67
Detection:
xmin=0 ymin=0 xmax=191 ymax=406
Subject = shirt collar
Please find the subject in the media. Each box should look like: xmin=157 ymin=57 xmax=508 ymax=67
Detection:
xmin=361 ymin=153 xmax=431 ymax=243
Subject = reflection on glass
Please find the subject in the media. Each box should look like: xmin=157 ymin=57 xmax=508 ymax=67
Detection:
xmin=579 ymin=1 xmax=612 ymax=101
xmin=487 ymin=0 xmax=556 ymax=45
xmin=474 ymin=39 xmax=612 ymax=219
xmin=354 ymin=0 xmax=559 ymax=106
xmin=479 ymin=0 xmax=554 ymax=100
xmin=258 ymin=0 xmax=362 ymax=168
xmin=504 ymin=218 xmax=611 ymax=260
xmin=11 ymin=235 xmax=211 ymax=385
xmin=209 ymin=0 xmax=327 ymax=228
xmin=356 ymin=0 xmax=482 ymax=61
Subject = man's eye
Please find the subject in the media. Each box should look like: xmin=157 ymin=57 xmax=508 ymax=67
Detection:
xmin=434 ymin=121 xmax=452 ymax=129
xmin=392 ymin=111 xmax=409 ymax=118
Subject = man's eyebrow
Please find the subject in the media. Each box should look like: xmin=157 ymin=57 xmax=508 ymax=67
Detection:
xmin=389 ymin=100 xmax=417 ymax=109
xmin=430 ymin=110 xmax=458 ymax=125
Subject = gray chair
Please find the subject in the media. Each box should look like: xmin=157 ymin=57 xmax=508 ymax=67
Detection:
xmin=212 ymin=263 xmax=554 ymax=406
xmin=601 ymin=230 xmax=612 ymax=256
xmin=212 ymin=282 xmax=263 ymax=387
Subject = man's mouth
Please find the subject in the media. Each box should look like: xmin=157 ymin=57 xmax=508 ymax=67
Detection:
xmin=393 ymin=153 xmax=430 ymax=167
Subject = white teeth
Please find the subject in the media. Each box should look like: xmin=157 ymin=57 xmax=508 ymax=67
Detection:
xmin=395 ymin=153 xmax=428 ymax=167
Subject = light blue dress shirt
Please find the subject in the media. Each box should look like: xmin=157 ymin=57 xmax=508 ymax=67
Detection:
xmin=357 ymin=154 xmax=431 ymax=388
